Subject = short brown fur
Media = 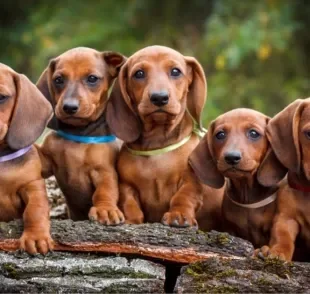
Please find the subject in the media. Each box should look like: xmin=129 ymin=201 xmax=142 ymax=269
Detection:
xmin=36 ymin=47 xmax=126 ymax=224
xmin=107 ymin=45 xmax=222 ymax=228
xmin=256 ymin=98 xmax=310 ymax=262
xmin=0 ymin=63 xmax=53 ymax=254
xmin=190 ymin=109 xmax=286 ymax=247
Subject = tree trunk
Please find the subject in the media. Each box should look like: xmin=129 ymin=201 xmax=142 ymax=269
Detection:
xmin=0 ymin=220 xmax=309 ymax=293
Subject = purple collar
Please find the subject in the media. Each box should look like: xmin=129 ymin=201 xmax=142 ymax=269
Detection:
xmin=0 ymin=146 xmax=31 ymax=163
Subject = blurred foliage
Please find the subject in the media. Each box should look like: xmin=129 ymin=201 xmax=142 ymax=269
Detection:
xmin=1 ymin=0 xmax=310 ymax=125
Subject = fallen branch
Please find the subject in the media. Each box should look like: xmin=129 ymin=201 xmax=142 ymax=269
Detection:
xmin=0 ymin=220 xmax=253 ymax=263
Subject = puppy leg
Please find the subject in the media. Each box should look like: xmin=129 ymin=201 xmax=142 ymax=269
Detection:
xmin=88 ymin=168 xmax=125 ymax=225
xmin=254 ymin=214 xmax=299 ymax=261
xmin=19 ymin=179 xmax=53 ymax=255
xmin=162 ymin=169 xmax=202 ymax=228
xmin=119 ymin=182 xmax=144 ymax=224
xmin=35 ymin=142 xmax=54 ymax=179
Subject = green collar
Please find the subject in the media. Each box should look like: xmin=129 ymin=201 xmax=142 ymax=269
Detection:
xmin=126 ymin=125 xmax=207 ymax=157
xmin=126 ymin=134 xmax=192 ymax=156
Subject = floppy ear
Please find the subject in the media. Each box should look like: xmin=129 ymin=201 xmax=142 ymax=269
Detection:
xmin=185 ymin=56 xmax=207 ymax=130
xmin=106 ymin=74 xmax=142 ymax=142
xmin=102 ymin=51 xmax=127 ymax=78
xmin=257 ymin=148 xmax=288 ymax=187
xmin=6 ymin=73 xmax=53 ymax=150
xmin=189 ymin=122 xmax=225 ymax=189
xmin=36 ymin=60 xmax=58 ymax=130
xmin=266 ymin=99 xmax=303 ymax=173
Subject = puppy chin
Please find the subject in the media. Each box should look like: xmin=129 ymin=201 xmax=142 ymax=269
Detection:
xmin=55 ymin=108 xmax=96 ymax=127
xmin=0 ymin=124 xmax=8 ymax=141
xmin=145 ymin=111 xmax=178 ymax=123
xmin=219 ymin=163 xmax=257 ymax=179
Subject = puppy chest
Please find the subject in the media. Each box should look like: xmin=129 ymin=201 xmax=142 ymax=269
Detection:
xmin=0 ymin=188 xmax=24 ymax=221
xmin=119 ymin=152 xmax=185 ymax=185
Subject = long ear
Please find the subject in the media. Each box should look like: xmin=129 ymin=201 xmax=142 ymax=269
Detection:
xmin=189 ymin=122 xmax=225 ymax=189
xmin=102 ymin=51 xmax=127 ymax=78
xmin=257 ymin=148 xmax=288 ymax=187
xmin=106 ymin=74 xmax=141 ymax=142
xmin=185 ymin=56 xmax=207 ymax=130
xmin=6 ymin=74 xmax=53 ymax=149
xmin=36 ymin=60 xmax=58 ymax=130
xmin=266 ymin=99 xmax=303 ymax=173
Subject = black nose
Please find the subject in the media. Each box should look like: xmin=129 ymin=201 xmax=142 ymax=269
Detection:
xmin=150 ymin=91 xmax=169 ymax=107
xmin=63 ymin=101 xmax=79 ymax=115
xmin=224 ymin=151 xmax=242 ymax=165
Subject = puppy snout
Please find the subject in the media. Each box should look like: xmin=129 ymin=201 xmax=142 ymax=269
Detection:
xmin=63 ymin=99 xmax=79 ymax=115
xmin=224 ymin=151 xmax=242 ymax=165
xmin=150 ymin=91 xmax=169 ymax=107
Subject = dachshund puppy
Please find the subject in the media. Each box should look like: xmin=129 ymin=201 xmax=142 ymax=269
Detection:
xmin=190 ymin=109 xmax=287 ymax=247
xmin=0 ymin=63 xmax=53 ymax=254
xmin=256 ymin=98 xmax=310 ymax=261
xmin=106 ymin=45 xmax=220 ymax=227
xmin=36 ymin=47 xmax=126 ymax=224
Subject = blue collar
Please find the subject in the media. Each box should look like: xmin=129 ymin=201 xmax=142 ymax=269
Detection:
xmin=56 ymin=130 xmax=116 ymax=144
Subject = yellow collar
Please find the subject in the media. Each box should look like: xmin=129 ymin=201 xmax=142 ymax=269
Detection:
xmin=126 ymin=134 xmax=192 ymax=156
xmin=126 ymin=121 xmax=207 ymax=157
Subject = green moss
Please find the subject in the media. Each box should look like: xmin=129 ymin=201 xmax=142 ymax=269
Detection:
xmin=195 ymin=284 xmax=239 ymax=293
xmin=256 ymin=277 xmax=272 ymax=286
xmin=263 ymin=257 xmax=292 ymax=279
xmin=186 ymin=267 xmax=200 ymax=277
xmin=216 ymin=233 xmax=231 ymax=245
xmin=215 ymin=269 xmax=237 ymax=279
xmin=2 ymin=262 xmax=18 ymax=278
xmin=127 ymin=271 xmax=153 ymax=279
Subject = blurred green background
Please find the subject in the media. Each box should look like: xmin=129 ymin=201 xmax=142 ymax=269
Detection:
xmin=2 ymin=0 xmax=310 ymax=125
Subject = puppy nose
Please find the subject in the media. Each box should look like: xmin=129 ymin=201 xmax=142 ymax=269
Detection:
xmin=224 ymin=151 xmax=242 ymax=165
xmin=63 ymin=101 xmax=79 ymax=115
xmin=150 ymin=91 xmax=169 ymax=107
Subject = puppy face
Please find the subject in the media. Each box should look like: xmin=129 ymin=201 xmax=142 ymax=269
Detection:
xmin=37 ymin=47 xmax=126 ymax=127
xmin=189 ymin=109 xmax=282 ymax=188
xmin=106 ymin=45 xmax=206 ymax=142
xmin=264 ymin=98 xmax=310 ymax=181
xmin=124 ymin=47 xmax=191 ymax=124
xmin=210 ymin=109 xmax=269 ymax=179
xmin=0 ymin=63 xmax=52 ymax=150
xmin=0 ymin=65 xmax=17 ymax=142
xmin=298 ymin=104 xmax=310 ymax=176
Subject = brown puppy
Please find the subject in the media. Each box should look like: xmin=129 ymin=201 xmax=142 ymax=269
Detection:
xmin=0 ymin=63 xmax=53 ymax=254
xmin=256 ymin=98 xmax=310 ymax=261
xmin=106 ymin=45 xmax=219 ymax=227
xmin=190 ymin=109 xmax=286 ymax=247
xmin=36 ymin=47 xmax=126 ymax=224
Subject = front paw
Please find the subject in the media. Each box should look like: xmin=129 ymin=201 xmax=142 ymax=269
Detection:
xmin=162 ymin=211 xmax=198 ymax=228
xmin=88 ymin=205 xmax=125 ymax=225
xmin=253 ymin=245 xmax=288 ymax=261
xmin=19 ymin=231 xmax=54 ymax=255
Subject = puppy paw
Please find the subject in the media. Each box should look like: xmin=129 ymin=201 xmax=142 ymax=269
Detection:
xmin=88 ymin=206 xmax=125 ymax=225
xmin=253 ymin=245 xmax=287 ymax=261
xmin=161 ymin=211 xmax=198 ymax=228
xmin=19 ymin=231 xmax=54 ymax=255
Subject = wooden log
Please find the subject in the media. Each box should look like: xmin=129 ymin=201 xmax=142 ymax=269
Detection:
xmin=175 ymin=256 xmax=310 ymax=293
xmin=0 ymin=251 xmax=165 ymax=293
xmin=0 ymin=220 xmax=253 ymax=263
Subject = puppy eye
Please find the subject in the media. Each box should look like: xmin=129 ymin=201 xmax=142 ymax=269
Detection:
xmin=304 ymin=130 xmax=310 ymax=139
xmin=0 ymin=94 xmax=9 ymax=103
xmin=171 ymin=68 xmax=182 ymax=77
xmin=248 ymin=129 xmax=261 ymax=140
xmin=87 ymin=75 xmax=99 ymax=84
xmin=54 ymin=76 xmax=64 ymax=85
xmin=134 ymin=70 xmax=145 ymax=79
xmin=215 ymin=131 xmax=226 ymax=140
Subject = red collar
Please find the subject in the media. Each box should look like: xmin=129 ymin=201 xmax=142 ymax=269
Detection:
xmin=288 ymin=176 xmax=310 ymax=193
